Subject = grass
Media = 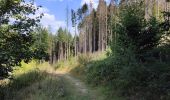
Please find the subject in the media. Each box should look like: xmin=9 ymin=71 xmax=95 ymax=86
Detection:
xmin=54 ymin=52 xmax=107 ymax=79
xmin=92 ymin=85 xmax=125 ymax=100
xmin=54 ymin=57 xmax=78 ymax=72
xmin=61 ymin=76 xmax=92 ymax=100
xmin=54 ymin=52 xmax=107 ymax=72
xmin=0 ymin=61 xmax=48 ymax=99
xmin=0 ymin=61 xmax=77 ymax=100
xmin=12 ymin=76 xmax=68 ymax=100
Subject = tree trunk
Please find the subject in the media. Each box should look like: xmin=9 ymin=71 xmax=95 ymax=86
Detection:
xmin=75 ymin=26 xmax=77 ymax=57
xmin=105 ymin=5 xmax=108 ymax=50
xmin=85 ymin=23 xmax=87 ymax=54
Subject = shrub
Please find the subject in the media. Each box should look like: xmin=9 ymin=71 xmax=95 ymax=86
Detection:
xmin=78 ymin=54 xmax=92 ymax=66
xmin=86 ymin=57 xmax=116 ymax=85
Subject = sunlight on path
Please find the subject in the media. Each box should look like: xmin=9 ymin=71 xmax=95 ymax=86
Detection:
xmin=54 ymin=71 xmax=104 ymax=100
xmin=63 ymin=73 xmax=88 ymax=95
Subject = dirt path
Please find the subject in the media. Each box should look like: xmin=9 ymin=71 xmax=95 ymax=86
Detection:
xmin=55 ymin=71 xmax=105 ymax=100
xmin=63 ymin=73 xmax=88 ymax=95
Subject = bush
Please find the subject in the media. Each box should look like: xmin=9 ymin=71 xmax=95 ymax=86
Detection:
xmin=113 ymin=59 xmax=170 ymax=100
xmin=78 ymin=54 xmax=92 ymax=66
xmin=86 ymin=57 xmax=116 ymax=85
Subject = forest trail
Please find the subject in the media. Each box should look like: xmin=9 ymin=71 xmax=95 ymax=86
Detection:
xmin=53 ymin=71 xmax=105 ymax=100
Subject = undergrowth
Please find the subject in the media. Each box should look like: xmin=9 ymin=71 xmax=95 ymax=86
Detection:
xmin=0 ymin=61 xmax=69 ymax=100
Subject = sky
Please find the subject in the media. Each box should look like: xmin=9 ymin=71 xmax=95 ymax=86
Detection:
xmin=34 ymin=0 xmax=112 ymax=34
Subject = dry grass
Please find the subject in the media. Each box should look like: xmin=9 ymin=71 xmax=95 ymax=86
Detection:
xmin=0 ymin=61 xmax=65 ymax=100
xmin=54 ymin=51 xmax=107 ymax=73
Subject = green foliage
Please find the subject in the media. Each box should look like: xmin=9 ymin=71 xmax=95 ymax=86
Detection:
xmin=9 ymin=70 xmax=47 ymax=90
xmin=113 ymin=1 xmax=161 ymax=60
xmin=54 ymin=57 xmax=77 ymax=70
xmin=112 ymin=3 xmax=169 ymax=100
xmin=0 ymin=0 xmax=42 ymax=78
xmin=57 ymin=27 xmax=71 ymax=43
xmin=55 ymin=60 xmax=66 ymax=69
xmin=78 ymin=54 xmax=92 ymax=66
xmin=77 ymin=3 xmax=88 ymax=21
xmin=0 ymin=61 xmax=48 ymax=99
xmin=85 ymin=1 xmax=170 ymax=100
xmin=110 ymin=2 xmax=170 ymax=99
xmin=86 ymin=58 xmax=115 ymax=85
xmin=9 ymin=62 xmax=48 ymax=90
xmin=33 ymin=27 xmax=50 ymax=61
xmin=71 ymin=10 xmax=77 ymax=27
xmin=30 ymin=77 xmax=66 ymax=100
xmin=0 ymin=61 xmax=80 ymax=100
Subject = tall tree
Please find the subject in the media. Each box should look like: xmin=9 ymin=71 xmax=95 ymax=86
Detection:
xmin=66 ymin=4 xmax=70 ymax=60
xmin=71 ymin=9 xmax=78 ymax=56
xmin=80 ymin=3 xmax=89 ymax=53
xmin=33 ymin=26 xmax=49 ymax=62
xmin=97 ymin=0 xmax=107 ymax=51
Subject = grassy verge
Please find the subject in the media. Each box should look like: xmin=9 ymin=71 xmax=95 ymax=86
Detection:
xmin=0 ymin=61 xmax=80 ymax=100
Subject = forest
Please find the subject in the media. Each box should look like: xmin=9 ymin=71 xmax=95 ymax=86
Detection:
xmin=0 ymin=0 xmax=170 ymax=100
